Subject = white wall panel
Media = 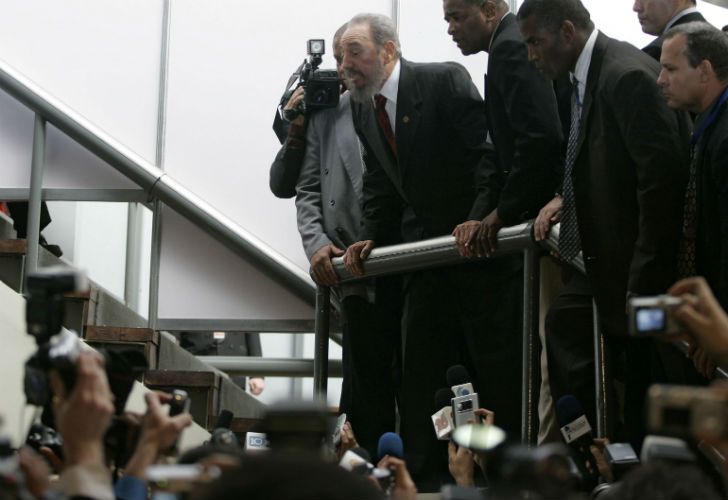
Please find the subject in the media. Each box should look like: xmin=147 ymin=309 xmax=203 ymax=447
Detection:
xmin=158 ymin=0 xmax=391 ymax=319
xmin=158 ymin=206 xmax=313 ymax=319
xmin=399 ymin=0 xmax=488 ymax=97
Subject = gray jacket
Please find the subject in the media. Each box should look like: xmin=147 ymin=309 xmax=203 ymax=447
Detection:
xmin=295 ymin=92 xmax=370 ymax=299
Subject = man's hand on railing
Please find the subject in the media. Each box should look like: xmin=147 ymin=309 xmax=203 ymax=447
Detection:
xmin=310 ymin=244 xmax=344 ymax=286
xmin=670 ymin=276 xmax=728 ymax=369
xmin=452 ymin=220 xmax=481 ymax=258
xmin=477 ymin=209 xmax=505 ymax=257
xmin=343 ymin=240 xmax=375 ymax=276
xmin=534 ymin=195 xmax=562 ymax=242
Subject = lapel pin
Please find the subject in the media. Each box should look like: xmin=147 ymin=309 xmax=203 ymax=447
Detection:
xmin=403 ymin=116 xmax=410 ymax=124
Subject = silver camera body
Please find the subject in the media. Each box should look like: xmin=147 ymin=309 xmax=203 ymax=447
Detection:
xmin=628 ymin=295 xmax=683 ymax=336
xmin=648 ymin=384 xmax=728 ymax=440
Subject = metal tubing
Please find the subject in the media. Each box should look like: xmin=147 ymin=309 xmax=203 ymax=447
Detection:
xmin=522 ymin=248 xmax=541 ymax=445
xmin=197 ymin=356 xmax=343 ymax=378
xmin=674 ymin=340 xmax=728 ymax=379
xmin=332 ymin=222 xmax=534 ymax=283
xmin=124 ymin=202 xmax=143 ymax=312
xmin=23 ymin=114 xmax=47 ymax=284
xmin=314 ymin=286 xmax=331 ymax=401
xmin=593 ymin=302 xmax=608 ymax=437
xmin=0 ymin=61 xmax=315 ymax=307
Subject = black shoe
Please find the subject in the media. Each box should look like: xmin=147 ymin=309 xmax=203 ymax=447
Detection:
xmin=39 ymin=234 xmax=63 ymax=258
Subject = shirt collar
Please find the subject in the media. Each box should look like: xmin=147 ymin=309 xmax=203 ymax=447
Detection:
xmin=664 ymin=7 xmax=699 ymax=33
xmin=378 ymin=59 xmax=401 ymax=105
xmin=570 ymin=28 xmax=599 ymax=105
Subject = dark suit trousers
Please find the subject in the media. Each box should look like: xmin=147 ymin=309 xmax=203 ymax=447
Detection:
xmin=545 ymin=268 xmax=655 ymax=450
xmin=339 ymin=276 xmax=402 ymax=457
xmin=399 ymin=256 xmax=523 ymax=491
xmin=7 ymin=201 xmax=51 ymax=238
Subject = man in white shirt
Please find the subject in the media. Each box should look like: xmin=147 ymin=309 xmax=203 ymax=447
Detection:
xmin=633 ymin=0 xmax=707 ymax=60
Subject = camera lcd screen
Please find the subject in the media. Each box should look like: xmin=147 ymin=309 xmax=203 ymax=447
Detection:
xmin=636 ymin=308 xmax=666 ymax=333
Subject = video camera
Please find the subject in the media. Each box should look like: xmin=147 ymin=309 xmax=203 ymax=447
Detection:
xmin=278 ymin=39 xmax=340 ymax=122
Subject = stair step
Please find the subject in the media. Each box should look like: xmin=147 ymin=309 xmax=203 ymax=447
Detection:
xmin=144 ymin=370 xmax=221 ymax=428
xmin=85 ymin=326 xmax=160 ymax=370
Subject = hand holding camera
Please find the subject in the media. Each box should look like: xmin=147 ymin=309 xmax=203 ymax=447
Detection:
xmin=50 ymin=351 xmax=114 ymax=467
xmin=124 ymin=391 xmax=193 ymax=479
xmin=669 ymin=276 xmax=728 ymax=368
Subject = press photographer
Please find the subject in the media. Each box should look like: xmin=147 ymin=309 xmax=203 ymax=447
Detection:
xmin=269 ymin=37 xmax=342 ymax=198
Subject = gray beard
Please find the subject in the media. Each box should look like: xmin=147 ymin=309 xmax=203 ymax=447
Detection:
xmin=345 ymin=62 xmax=386 ymax=104
xmin=347 ymin=82 xmax=379 ymax=103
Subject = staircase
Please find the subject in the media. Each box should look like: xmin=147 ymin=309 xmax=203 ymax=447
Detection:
xmin=0 ymin=215 xmax=265 ymax=439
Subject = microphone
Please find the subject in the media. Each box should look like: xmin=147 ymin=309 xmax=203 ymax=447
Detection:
xmin=555 ymin=395 xmax=599 ymax=484
xmin=431 ymin=388 xmax=455 ymax=440
xmin=447 ymin=365 xmax=475 ymax=397
xmin=377 ymin=432 xmax=404 ymax=461
xmin=209 ymin=409 xmax=238 ymax=448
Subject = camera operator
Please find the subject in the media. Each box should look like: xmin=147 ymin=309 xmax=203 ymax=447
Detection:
xmin=269 ymin=86 xmax=308 ymax=198
xmin=50 ymin=350 xmax=115 ymax=500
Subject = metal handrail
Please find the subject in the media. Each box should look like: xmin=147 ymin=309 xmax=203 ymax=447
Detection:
xmin=0 ymin=58 xmax=316 ymax=306
xmin=322 ymin=221 xmax=542 ymax=444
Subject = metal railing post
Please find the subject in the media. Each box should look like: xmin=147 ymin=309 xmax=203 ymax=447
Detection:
xmin=23 ymin=114 xmax=47 ymax=287
xmin=313 ymin=285 xmax=331 ymax=401
xmin=593 ymin=301 xmax=608 ymax=437
xmin=522 ymin=248 xmax=541 ymax=445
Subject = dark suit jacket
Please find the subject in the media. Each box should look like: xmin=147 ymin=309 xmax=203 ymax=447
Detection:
xmin=695 ymin=94 xmax=728 ymax=308
xmin=571 ymin=33 xmax=690 ymax=336
xmin=485 ymin=14 xmax=563 ymax=225
xmin=642 ymin=11 xmax=708 ymax=61
xmin=352 ymin=59 xmax=495 ymax=243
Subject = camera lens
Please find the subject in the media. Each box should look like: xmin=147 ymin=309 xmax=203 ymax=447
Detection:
xmin=312 ymin=89 xmax=330 ymax=104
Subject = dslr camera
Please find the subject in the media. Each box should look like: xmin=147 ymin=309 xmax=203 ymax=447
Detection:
xmin=23 ymin=268 xmax=90 ymax=407
xmin=278 ymin=39 xmax=340 ymax=121
xmin=628 ymin=295 xmax=683 ymax=336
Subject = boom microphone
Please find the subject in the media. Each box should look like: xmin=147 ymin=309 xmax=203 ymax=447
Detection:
xmin=446 ymin=365 xmax=475 ymax=397
xmin=377 ymin=432 xmax=404 ymax=460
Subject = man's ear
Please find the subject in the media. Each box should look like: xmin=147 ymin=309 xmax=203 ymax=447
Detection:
xmin=483 ymin=0 xmax=497 ymax=21
xmin=560 ymin=20 xmax=577 ymax=46
xmin=697 ymin=59 xmax=714 ymax=84
xmin=382 ymin=40 xmax=397 ymax=64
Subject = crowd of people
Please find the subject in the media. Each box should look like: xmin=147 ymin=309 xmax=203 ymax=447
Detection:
xmin=268 ymin=0 xmax=728 ymax=495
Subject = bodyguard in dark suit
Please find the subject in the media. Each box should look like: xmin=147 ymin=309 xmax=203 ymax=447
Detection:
xmin=442 ymin=0 xmax=562 ymax=256
xmin=341 ymin=13 xmax=522 ymax=490
xmin=519 ymin=0 xmax=689 ymax=446
xmin=658 ymin=23 xmax=728 ymax=310
xmin=633 ymin=0 xmax=707 ymax=60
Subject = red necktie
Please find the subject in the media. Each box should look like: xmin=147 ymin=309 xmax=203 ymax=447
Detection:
xmin=0 ymin=202 xmax=9 ymax=216
xmin=375 ymin=94 xmax=397 ymax=157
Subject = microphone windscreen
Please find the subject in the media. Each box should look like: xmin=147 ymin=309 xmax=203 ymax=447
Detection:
xmin=377 ymin=432 xmax=404 ymax=460
xmin=555 ymin=395 xmax=584 ymax=427
xmin=446 ymin=364 xmax=471 ymax=386
xmin=434 ymin=388 xmax=456 ymax=410
xmin=214 ymin=409 xmax=234 ymax=429
xmin=350 ymin=446 xmax=372 ymax=463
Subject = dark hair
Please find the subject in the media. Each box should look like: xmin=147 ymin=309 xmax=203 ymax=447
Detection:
xmin=665 ymin=22 xmax=728 ymax=82
xmin=616 ymin=463 xmax=721 ymax=500
xmin=333 ymin=22 xmax=348 ymax=49
xmin=191 ymin=453 xmax=383 ymax=500
xmin=517 ymin=0 xmax=593 ymax=33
